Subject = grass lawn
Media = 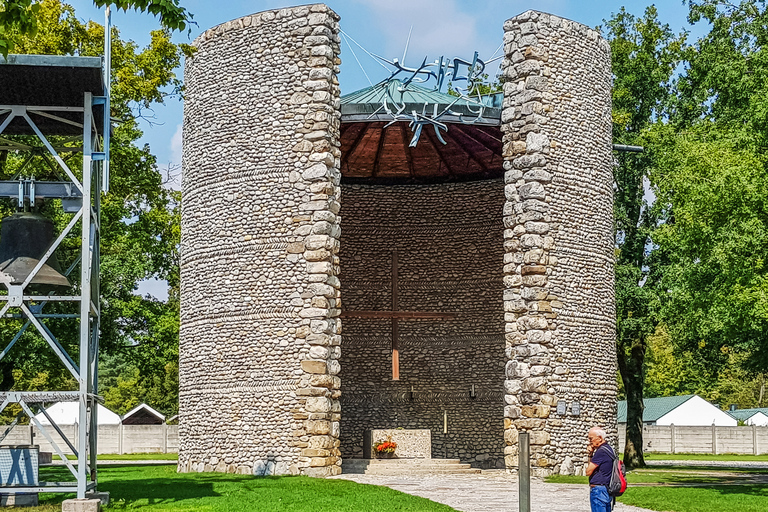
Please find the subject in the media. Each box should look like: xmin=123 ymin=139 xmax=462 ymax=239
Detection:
xmin=644 ymin=452 xmax=768 ymax=462
xmin=547 ymin=467 xmax=768 ymax=512
xmin=54 ymin=453 xmax=179 ymax=461
xmin=29 ymin=465 xmax=455 ymax=511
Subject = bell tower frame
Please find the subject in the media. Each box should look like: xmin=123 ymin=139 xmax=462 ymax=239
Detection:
xmin=0 ymin=16 xmax=111 ymax=500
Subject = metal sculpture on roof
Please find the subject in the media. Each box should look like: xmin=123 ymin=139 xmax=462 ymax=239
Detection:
xmin=372 ymin=51 xmax=501 ymax=146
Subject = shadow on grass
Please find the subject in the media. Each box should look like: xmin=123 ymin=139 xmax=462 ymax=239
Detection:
xmin=34 ymin=465 xmax=457 ymax=511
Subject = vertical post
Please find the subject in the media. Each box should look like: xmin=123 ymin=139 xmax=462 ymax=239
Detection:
xmin=163 ymin=422 xmax=169 ymax=453
xmin=712 ymin=424 xmax=717 ymax=455
xmin=78 ymin=91 xmax=93 ymax=499
xmin=519 ymin=432 xmax=530 ymax=512
xmin=391 ymin=250 xmax=399 ymax=381
xmin=754 ymin=424 xmax=759 ymax=456
xmin=670 ymin=424 xmax=676 ymax=454
xmin=118 ymin=423 xmax=123 ymax=455
xmin=102 ymin=6 xmax=111 ymax=192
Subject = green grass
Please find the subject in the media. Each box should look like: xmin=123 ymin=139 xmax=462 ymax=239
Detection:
xmin=619 ymin=485 xmax=768 ymax=512
xmin=547 ymin=466 xmax=768 ymax=512
xmin=53 ymin=453 xmax=179 ymax=461
xmin=644 ymin=452 xmax=768 ymax=462
xmin=29 ymin=465 xmax=456 ymax=511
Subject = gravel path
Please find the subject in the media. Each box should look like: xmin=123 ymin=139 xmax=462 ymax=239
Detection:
xmin=332 ymin=472 xmax=654 ymax=512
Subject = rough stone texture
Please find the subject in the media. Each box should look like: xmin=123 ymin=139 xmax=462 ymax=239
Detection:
xmin=61 ymin=499 xmax=100 ymax=512
xmin=179 ymin=4 xmax=343 ymax=477
xmin=339 ymin=181 xmax=506 ymax=469
xmin=365 ymin=429 xmax=432 ymax=459
xmin=180 ymin=5 xmax=616 ymax=479
xmin=500 ymin=11 xmax=616 ymax=476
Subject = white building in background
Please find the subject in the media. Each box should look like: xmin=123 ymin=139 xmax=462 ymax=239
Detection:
xmin=33 ymin=402 xmax=121 ymax=426
xmin=729 ymin=408 xmax=768 ymax=426
xmin=618 ymin=394 xmax=738 ymax=426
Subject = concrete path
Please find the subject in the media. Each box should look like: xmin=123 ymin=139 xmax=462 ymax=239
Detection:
xmin=332 ymin=472 xmax=654 ymax=512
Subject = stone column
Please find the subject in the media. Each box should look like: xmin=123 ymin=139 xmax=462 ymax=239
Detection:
xmin=179 ymin=4 xmax=343 ymax=477
xmin=500 ymin=11 xmax=615 ymax=476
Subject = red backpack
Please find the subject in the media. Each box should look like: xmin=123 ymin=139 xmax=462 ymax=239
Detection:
xmin=603 ymin=445 xmax=628 ymax=497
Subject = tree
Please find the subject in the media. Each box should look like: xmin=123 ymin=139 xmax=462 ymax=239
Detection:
xmin=0 ymin=0 xmax=183 ymax=417
xmin=603 ymin=6 xmax=685 ymax=469
xmin=651 ymin=122 xmax=768 ymax=386
xmin=649 ymin=0 xmax=768 ymax=395
xmin=0 ymin=0 xmax=192 ymax=57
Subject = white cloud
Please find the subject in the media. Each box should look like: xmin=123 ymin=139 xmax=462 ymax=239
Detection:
xmin=134 ymin=278 xmax=169 ymax=302
xmin=354 ymin=0 xmax=481 ymax=66
xmin=170 ymin=123 xmax=183 ymax=166
xmin=162 ymin=123 xmax=183 ymax=190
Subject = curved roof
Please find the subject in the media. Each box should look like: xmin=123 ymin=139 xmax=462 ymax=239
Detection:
xmin=339 ymin=80 xmax=504 ymax=184
xmin=341 ymin=79 xmax=501 ymax=125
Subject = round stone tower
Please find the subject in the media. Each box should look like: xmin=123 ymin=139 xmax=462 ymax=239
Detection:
xmin=500 ymin=11 xmax=616 ymax=476
xmin=180 ymin=4 xmax=616 ymax=478
xmin=179 ymin=4 xmax=343 ymax=476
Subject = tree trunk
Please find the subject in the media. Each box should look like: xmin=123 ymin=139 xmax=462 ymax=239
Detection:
xmin=618 ymin=337 xmax=646 ymax=470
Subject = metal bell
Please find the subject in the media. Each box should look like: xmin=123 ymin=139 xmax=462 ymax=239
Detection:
xmin=0 ymin=212 xmax=70 ymax=288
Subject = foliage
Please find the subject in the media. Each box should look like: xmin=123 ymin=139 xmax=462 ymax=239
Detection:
xmin=603 ymin=5 xmax=686 ymax=469
xmin=0 ymin=0 xmax=192 ymax=57
xmin=0 ymin=0 xmax=182 ymax=417
xmin=652 ymin=122 xmax=768 ymax=376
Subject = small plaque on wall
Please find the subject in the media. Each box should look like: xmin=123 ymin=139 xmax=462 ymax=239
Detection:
xmin=557 ymin=400 xmax=567 ymax=416
xmin=571 ymin=401 xmax=581 ymax=416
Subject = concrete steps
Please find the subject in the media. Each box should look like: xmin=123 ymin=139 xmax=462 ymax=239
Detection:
xmin=342 ymin=458 xmax=482 ymax=475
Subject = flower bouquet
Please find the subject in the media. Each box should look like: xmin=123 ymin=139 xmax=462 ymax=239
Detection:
xmin=374 ymin=436 xmax=397 ymax=458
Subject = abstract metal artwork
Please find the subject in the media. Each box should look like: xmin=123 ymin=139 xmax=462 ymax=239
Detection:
xmin=371 ymin=51 xmax=501 ymax=146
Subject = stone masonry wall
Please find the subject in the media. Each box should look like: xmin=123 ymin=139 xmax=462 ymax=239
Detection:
xmin=179 ymin=4 xmax=344 ymax=477
xmin=339 ymin=181 xmax=507 ymax=469
xmin=500 ymin=11 xmax=616 ymax=476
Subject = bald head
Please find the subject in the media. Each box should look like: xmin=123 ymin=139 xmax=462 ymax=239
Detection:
xmin=589 ymin=427 xmax=607 ymax=440
xmin=588 ymin=427 xmax=607 ymax=451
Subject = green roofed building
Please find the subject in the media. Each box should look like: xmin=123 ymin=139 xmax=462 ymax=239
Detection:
xmin=728 ymin=408 xmax=768 ymax=426
xmin=618 ymin=395 xmax=737 ymax=426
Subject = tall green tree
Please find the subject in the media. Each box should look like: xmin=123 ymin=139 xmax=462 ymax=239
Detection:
xmin=0 ymin=0 xmax=192 ymax=56
xmin=603 ymin=6 xmax=685 ymax=469
xmin=649 ymin=0 xmax=768 ymax=395
xmin=0 ymin=0 xmax=183 ymax=416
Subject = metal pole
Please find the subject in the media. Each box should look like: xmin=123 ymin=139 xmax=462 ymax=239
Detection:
xmin=519 ymin=432 xmax=530 ymax=512
xmin=77 ymin=91 xmax=93 ymax=500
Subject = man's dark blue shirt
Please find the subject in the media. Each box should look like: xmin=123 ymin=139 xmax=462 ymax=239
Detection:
xmin=588 ymin=444 xmax=614 ymax=486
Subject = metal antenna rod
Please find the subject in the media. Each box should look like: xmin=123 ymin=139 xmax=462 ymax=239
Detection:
xmin=402 ymin=25 xmax=413 ymax=65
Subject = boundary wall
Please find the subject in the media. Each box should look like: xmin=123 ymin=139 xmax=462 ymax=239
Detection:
xmin=1 ymin=425 xmax=179 ymax=455
xmin=619 ymin=425 xmax=768 ymax=455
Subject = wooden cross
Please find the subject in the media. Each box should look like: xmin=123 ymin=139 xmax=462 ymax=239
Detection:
xmin=341 ymin=250 xmax=457 ymax=380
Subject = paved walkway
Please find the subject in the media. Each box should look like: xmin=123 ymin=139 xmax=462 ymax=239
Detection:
xmin=332 ymin=472 xmax=653 ymax=512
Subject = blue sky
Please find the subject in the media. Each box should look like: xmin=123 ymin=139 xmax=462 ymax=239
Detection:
xmin=62 ymin=0 xmax=703 ymax=299
xmin=65 ymin=0 xmax=702 ymax=170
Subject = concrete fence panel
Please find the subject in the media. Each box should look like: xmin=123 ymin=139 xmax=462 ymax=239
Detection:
xmin=1 ymin=425 xmax=179 ymax=455
xmin=619 ymin=424 xmax=768 ymax=455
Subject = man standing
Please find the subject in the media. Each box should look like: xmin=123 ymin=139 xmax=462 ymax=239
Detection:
xmin=586 ymin=426 xmax=614 ymax=512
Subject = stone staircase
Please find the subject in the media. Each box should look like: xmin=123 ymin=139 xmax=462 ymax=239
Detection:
xmin=342 ymin=458 xmax=482 ymax=475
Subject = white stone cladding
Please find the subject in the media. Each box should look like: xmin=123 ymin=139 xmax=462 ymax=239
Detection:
xmin=180 ymin=4 xmax=616 ymax=479
xmin=179 ymin=4 xmax=343 ymax=477
xmin=500 ymin=11 xmax=616 ymax=476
